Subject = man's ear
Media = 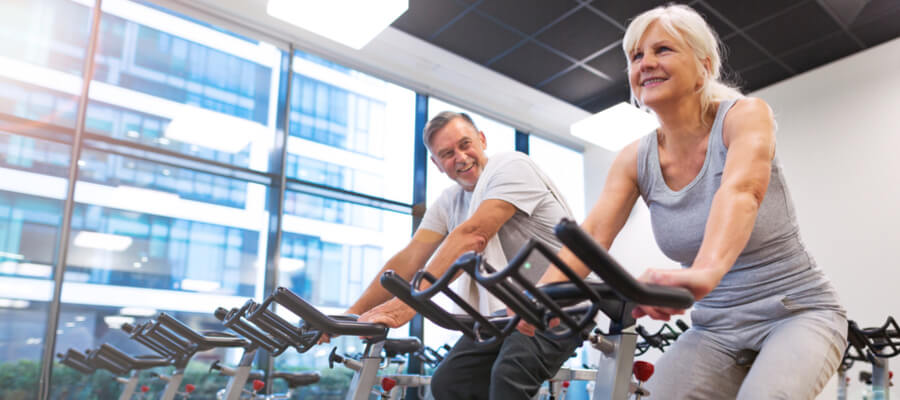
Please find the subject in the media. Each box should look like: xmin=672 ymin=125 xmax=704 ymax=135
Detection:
xmin=478 ymin=130 xmax=487 ymax=150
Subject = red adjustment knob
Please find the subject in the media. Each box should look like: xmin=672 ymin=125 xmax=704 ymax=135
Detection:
xmin=633 ymin=361 xmax=655 ymax=382
xmin=184 ymin=384 xmax=195 ymax=393
xmin=252 ymin=379 xmax=265 ymax=391
xmin=381 ymin=377 xmax=397 ymax=392
xmin=562 ymin=381 xmax=570 ymax=388
xmin=141 ymin=385 xmax=150 ymax=393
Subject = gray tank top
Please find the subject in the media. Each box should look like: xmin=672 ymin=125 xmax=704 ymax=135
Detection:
xmin=637 ymin=99 xmax=842 ymax=310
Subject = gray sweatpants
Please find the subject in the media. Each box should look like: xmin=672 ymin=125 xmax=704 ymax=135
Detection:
xmin=645 ymin=293 xmax=847 ymax=399
xmin=430 ymin=331 xmax=583 ymax=400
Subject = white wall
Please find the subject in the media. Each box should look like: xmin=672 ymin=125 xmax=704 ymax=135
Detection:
xmin=582 ymin=36 xmax=900 ymax=398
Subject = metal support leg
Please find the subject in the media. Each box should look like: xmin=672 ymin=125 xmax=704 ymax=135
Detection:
xmin=223 ymin=349 xmax=259 ymax=400
xmin=871 ymin=355 xmax=890 ymax=400
xmin=117 ymin=372 xmax=140 ymax=400
xmin=159 ymin=368 xmax=186 ymax=400
xmin=837 ymin=367 xmax=848 ymax=400
xmin=591 ymin=327 xmax=637 ymax=400
xmin=347 ymin=341 xmax=385 ymax=400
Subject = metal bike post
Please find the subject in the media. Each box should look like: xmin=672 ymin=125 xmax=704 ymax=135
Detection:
xmin=347 ymin=341 xmax=386 ymax=400
xmin=223 ymin=349 xmax=259 ymax=400
xmin=118 ymin=372 xmax=140 ymax=400
xmin=591 ymin=327 xmax=637 ymax=400
xmin=159 ymin=368 xmax=186 ymax=400
xmin=871 ymin=355 xmax=890 ymax=400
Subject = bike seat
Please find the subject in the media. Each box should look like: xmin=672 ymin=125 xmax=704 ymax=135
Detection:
xmin=383 ymin=337 xmax=423 ymax=357
xmin=272 ymin=371 xmax=321 ymax=388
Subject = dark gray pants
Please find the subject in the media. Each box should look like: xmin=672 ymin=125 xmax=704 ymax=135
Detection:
xmin=430 ymin=331 xmax=582 ymax=400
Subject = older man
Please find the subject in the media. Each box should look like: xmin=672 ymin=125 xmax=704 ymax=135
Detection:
xmin=345 ymin=111 xmax=581 ymax=399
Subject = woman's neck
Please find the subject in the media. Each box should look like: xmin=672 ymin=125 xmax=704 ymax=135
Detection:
xmin=653 ymin=97 xmax=715 ymax=152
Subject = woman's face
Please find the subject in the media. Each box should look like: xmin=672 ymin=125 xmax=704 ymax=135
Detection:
xmin=628 ymin=21 xmax=706 ymax=110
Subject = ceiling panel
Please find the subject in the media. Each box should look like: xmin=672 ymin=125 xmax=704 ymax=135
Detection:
xmin=430 ymin=10 xmax=523 ymax=64
xmin=391 ymin=0 xmax=900 ymax=113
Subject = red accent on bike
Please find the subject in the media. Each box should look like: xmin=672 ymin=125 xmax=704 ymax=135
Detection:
xmin=633 ymin=361 xmax=655 ymax=382
xmin=184 ymin=384 xmax=195 ymax=393
xmin=381 ymin=377 xmax=397 ymax=391
xmin=141 ymin=385 xmax=150 ymax=393
xmin=562 ymin=381 xmax=570 ymax=388
xmin=252 ymin=379 xmax=265 ymax=391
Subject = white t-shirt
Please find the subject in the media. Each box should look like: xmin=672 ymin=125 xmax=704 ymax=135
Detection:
xmin=419 ymin=152 xmax=570 ymax=291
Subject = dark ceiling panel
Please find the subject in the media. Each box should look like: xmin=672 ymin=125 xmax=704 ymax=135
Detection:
xmin=780 ymin=32 xmax=860 ymax=74
xmin=692 ymin=2 xmax=736 ymax=39
xmin=735 ymin=61 xmax=791 ymax=91
xmin=744 ymin=1 xmax=841 ymax=57
xmin=490 ymin=41 xmax=572 ymax=87
xmin=585 ymin=47 xmax=628 ymax=82
xmin=535 ymin=8 xmax=621 ymax=60
xmin=851 ymin=0 xmax=900 ymax=26
xmin=850 ymin=4 xmax=900 ymax=47
xmin=390 ymin=1 xmax=900 ymax=113
xmin=599 ymin=0 xmax=680 ymax=27
xmin=390 ymin=0 xmax=467 ymax=40
xmin=723 ymin=35 xmax=766 ymax=72
xmin=540 ymin=67 xmax=616 ymax=104
xmin=431 ymin=11 xmax=523 ymax=64
xmin=701 ymin=0 xmax=805 ymax=30
xmin=476 ymin=0 xmax=580 ymax=36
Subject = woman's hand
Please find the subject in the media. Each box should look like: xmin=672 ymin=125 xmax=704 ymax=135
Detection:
xmin=631 ymin=267 xmax=718 ymax=320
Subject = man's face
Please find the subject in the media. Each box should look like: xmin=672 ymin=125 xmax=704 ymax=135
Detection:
xmin=428 ymin=117 xmax=489 ymax=192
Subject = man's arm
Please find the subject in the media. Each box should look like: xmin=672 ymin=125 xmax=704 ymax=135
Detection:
xmin=358 ymin=199 xmax=518 ymax=327
xmin=345 ymin=228 xmax=444 ymax=316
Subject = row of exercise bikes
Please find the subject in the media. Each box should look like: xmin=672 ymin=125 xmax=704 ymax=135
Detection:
xmin=58 ymin=219 xmax=898 ymax=399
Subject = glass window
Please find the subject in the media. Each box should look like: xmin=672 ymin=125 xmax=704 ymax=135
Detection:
xmin=86 ymin=0 xmax=284 ymax=171
xmin=425 ymin=97 xmax=516 ymax=206
xmin=0 ymin=0 xmax=88 ymax=396
xmin=0 ymin=0 xmax=91 ymax=129
xmin=529 ymin=136 xmax=586 ymax=221
xmin=0 ymin=131 xmax=71 ymax=399
xmin=287 ymin=50 xmax=416 ymax=204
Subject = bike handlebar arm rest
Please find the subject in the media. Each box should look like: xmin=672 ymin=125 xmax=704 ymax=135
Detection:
xmin=95 ymin=344 xmax=171 ymax=370
xmin=270 ymin=287 xmax=388 ymax=339
xmin=155 ymin=312 xmax=248 ymax=351
xmin=381 ymin=269 xmax=518 ymax=345
xmin=85 ymin=348 xmax=131 ymax=376
xmin=215 ymin=306 xmax=285 ymax=355
xmin=57 ymin=349 xmax=95 ymax=374
xmin=554 ymin=218 xmax=694 ymax=309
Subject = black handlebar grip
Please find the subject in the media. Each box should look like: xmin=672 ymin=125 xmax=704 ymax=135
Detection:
xmin=554 ymin=219 xmax=694 ymax=309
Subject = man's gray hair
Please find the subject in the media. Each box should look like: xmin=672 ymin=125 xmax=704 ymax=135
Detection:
xmin=423 ymin=111 xmax=478 ymax=150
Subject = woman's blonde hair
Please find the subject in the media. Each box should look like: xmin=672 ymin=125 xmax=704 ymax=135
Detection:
xmin=622 ymin=4 xmax=742 ymax=118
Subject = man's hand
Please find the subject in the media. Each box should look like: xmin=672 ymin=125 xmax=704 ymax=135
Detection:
xmin=631 ymin=267 xmax=717 ymax=320
xmin=512 ymin=307 xmax=559 ymax=337
xmin=358 ymin=298 xmax=417 ymax=330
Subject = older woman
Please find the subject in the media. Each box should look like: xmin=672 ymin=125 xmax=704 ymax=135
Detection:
xmin=528 ymin=4 xmax=847 ymax=398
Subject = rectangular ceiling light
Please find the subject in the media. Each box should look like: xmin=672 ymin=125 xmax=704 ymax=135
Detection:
xmin=570 ymin=102 xmax=660 ymax=152
xmin=266 ymin=0 xmax=409 ymax=50
xmin=73 ymin=231 xmax=133 ymax=251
